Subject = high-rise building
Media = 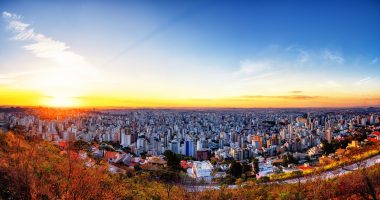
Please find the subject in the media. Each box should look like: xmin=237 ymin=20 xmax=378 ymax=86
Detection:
xmin=326 ymin=128 xmax=332 ymax=143
xmin=185 ymin=140 xmax=195 ymax=157
xmin=171 ymin=140 xmax=180 ymax=154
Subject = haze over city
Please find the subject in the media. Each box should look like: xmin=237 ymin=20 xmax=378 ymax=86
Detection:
xmin=1 ymin=0 xmax=379 ymax=108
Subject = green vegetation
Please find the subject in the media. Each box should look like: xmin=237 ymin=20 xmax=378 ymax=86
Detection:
xmin=282 ymin=153 xmax=298 ymax=166
xmin=252 ymin=158 xmax=259 ymax=175
xmin=163 ymin=150 xmax=181 ymax=172
xmin=229 ymin=161 xmax=243 ymax=178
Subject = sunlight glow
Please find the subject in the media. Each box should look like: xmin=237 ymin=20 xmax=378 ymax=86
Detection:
xmin=43 ymin=96 xmax=79 ymax=107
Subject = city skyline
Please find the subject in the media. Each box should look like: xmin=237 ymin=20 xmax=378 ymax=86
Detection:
xmin=1 ymin=0 xmax=380 ymax=108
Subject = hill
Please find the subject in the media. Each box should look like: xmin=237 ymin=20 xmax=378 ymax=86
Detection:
xmin=0 ymin=131 xmax=379 ymax=200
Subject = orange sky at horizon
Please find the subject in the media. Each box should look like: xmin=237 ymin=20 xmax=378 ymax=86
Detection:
xmin=1 ymin=87 xmax=379 ymax=108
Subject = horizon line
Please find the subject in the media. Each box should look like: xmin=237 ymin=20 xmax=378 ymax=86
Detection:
xmin=1 ymin=104 xmax=379 ymax=110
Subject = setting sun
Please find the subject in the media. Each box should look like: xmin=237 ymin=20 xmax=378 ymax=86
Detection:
xmin=43 ymin=96 xmax=79 ymax=107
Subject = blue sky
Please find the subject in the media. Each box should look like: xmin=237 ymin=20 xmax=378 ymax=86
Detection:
xmin=0 ymin=0 xmax=380 ymax=107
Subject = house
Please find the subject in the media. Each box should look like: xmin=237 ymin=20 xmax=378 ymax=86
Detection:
xmin=195 ymin=149 xmax=212 ymax=161
xmin=120 ymin=153 xmax=133 ymax=165
xmin=368 ymin=132 xmax=380 ymax=143
xmin=307 ymin=146 xmax=322 ymax=157
xmin=189 ymin=161 xmax=214 ymax=182
xmin=145 ymin=156 xmax=167 ymax=167
xmin=180 ymin=160 xmax=192 ymax=169
xmin=257 ymin=163 xmax=274 ymax=178
xmin=108 ymin=164 xmax=126 ymax=174
xmin=105 ymin=151 xmax=122 ymax=163
xmin=298 ymin=163 xmax=313 ymax=171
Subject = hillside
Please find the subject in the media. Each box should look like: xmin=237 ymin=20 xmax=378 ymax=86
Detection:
xmin=0 ymin=131 xmax=379 ymax=200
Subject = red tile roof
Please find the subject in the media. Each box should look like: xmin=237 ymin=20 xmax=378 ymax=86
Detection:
xmin=181 ymin=160 xmax=191 ymax=169
xmin=105 ymin=151 xmax=118 ymax=159
xmin=298 ymin=165 xmax=313 ymax=171
xmin=58 ymin=141 xmax=68 ymax=148
xmin=372 ymin=132 xmax=380 ymax=136
xmin=368 ymin=138 xmax=379 ymax=143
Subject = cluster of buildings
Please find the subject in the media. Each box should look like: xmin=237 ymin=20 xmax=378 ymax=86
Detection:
xmin=1 ymin=107 xmax=379 ymax=181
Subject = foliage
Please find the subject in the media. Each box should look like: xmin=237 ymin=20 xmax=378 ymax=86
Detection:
xmin=253 ymin=158 xmax=259 ymax=175
xmin=321 ymin=139 xmax=351 ymax=155
xmin=176 ymin=153 xmax=195 ymax=161
xmin=1 ymin=131 xmax=380 ymax=200
xmin=72 ymin=140 xmax=91 ymax=152
xmin=242 ymin=162 xmax=252 ymax=174
xmin=0 ymin=132 xmax=7 ymax=147
xmin=283 ymin=153 xmax=298 ymax=166
xmin=229 ymin=161 xmax=243 ymax=178
xmin=163 ymin=150 xmax=181 ymax=172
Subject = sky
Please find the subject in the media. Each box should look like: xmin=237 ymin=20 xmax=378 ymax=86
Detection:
xmin=0 ymin=0 xmax=380 ymax=108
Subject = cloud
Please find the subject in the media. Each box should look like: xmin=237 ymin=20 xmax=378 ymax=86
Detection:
xmin=364 ymin=97 xmax=380 ymax=102
xmin=234 ymin=60 xmax=272 ymax=76
xmin=2 ymin=11 xmax=100 ymax=99
xmin=290 ymin=90 xmax=302 ymax=94
xmin=240 ymin=95 xmax=321 ymax=100
xmin=370 ymin=57 xmax=378 ymax=65
xmin=2 ymin=11 xmax=11 ymax=18
xmin=354 ymin=77 xmax=371 ymax=86
xmin=296 ymin=49 xmax=310 ymax=64
xmin=285 ymin=45 xmax=310 ymax=64
xmin=2 ymin=11 xmax=88 ymax=68
xmin=322 ymin=49 xmax=344 ymax=64
xmin=318 ymin=80 xmax=342 ymax=88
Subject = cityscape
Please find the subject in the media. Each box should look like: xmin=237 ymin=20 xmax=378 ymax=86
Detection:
xmin=1 ymin=0 xmax=380 ymax=200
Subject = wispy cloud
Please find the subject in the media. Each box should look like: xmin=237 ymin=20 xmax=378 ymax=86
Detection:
xmin=285 ymin=45 xmax=310 ymax=64
xmin=2 ymin=11 xmax=100 ymax=99
xmin=354 ymin=77 xmax=371 ymax=86
xmin=234 ymin=60 xmax=272 ymax=76
xmin=322 ymin=49 xmax=344 ymax=64
xmin=0 ymin=71 xmax=37 ymax=85
xmin=2 ymin=11 xmax=89 ymax=68
xmin=318 ymin=80 xmax=342 ymax=88
xmin=290 ymin=90 xmax=302 ymax=94
xmin=241 ymin=95 xmax=321 ymax=100
xmin=370 ymin=57 xmax=378 ymax=65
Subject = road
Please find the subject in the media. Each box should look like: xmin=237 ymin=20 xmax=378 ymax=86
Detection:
xmin=186 ymin=153 xmax=380 ymax=192
xmin=281 ymin=153 xmax=380 ymax=184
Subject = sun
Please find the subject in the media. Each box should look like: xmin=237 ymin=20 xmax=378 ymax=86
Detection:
xmin=43 ymin=96 xmax=78 ymax=107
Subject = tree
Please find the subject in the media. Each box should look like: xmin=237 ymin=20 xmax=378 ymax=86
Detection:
xmin=342 ymin=157 xmax=378 ymax=200
xmin=235 ymin=178 xmax=243 ymax=187
xmin=258 ymin=176 xmax=270 ymax=183
xmin=321 ymin=140 xmax=335 ymax=155
xmin=163 ymin=150 xmax=181 ymax=171
xmin=157 ymin=170 xmax=180 ymax=199
xmin=140 ymin=151 xmax=147 ymax=159
xmin=229 ymin=161 xmax=243 ymax=178
xmin=252 ymin=158 xmax=259 ymax=175
xmin=283 ymin=153 xmax=298 ymax=166
xmin=241 ymin=162 xmax=252 ymax=179
xmin=0 ymin=132 xmax=6 ymax=147
xmin=72 ymin=140 xmax=90 ymax=152
xmin=291 ymin=171 xmax=304 ymax=200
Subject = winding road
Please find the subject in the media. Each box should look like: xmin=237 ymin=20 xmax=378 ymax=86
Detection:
xmin=186 ymin=153 xmax=380 ymax=192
